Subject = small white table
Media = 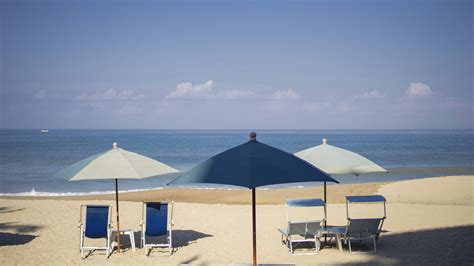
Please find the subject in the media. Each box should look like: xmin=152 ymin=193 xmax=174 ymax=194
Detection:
xmin=112 ymin=229 xmax=136 ymax=251
xmin=322 ymin=226 xmax=344 ymax=252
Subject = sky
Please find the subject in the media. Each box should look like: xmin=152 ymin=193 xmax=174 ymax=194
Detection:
xmin=1 ymin=0 xmax=472 ymax=129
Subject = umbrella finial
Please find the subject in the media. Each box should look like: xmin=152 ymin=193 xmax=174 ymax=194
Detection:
xmin=113 ymin=142 xmax=118 ymax=149
xmin=322 ymin=138 xmax=327 ymax=144
xmin=250 ymin=132 xmax=257 ymax=141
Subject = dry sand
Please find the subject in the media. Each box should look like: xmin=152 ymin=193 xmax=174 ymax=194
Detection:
xmin=0 ymin=175 xmax=473 ymax=265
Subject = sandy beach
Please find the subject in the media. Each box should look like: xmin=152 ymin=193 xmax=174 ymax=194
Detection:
xmin=1 ymin=175 xmax=473 ymax=265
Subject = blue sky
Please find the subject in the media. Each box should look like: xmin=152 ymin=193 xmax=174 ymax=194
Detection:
xmin=1 ymin=0 xmax=472 ymax=129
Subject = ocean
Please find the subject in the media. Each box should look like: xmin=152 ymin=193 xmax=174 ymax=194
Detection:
xmin=0 ymin=129 xmax=472 ymax=195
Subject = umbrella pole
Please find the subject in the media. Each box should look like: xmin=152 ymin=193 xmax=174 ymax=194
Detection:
xmin=252 ymin=188 xmax=257 ymax=266
xmin=115 ymin=178 xmax=121 ymax=253
xmin=324 ymin=181 xmax=327 ymax=246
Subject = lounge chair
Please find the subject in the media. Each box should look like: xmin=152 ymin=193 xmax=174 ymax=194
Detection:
xmin=277 ymin=198 xmax=326 ymax=255
xmin=330 ymin=195 xmax=386 ymax=253
xmin=278 ymin=220 xmax=324 ymax=255
xmin=78 ymin=204 xmax=113 ymax=259
xmin=140 ymin=202 xmax=174 ymax=256
xmin=333 ymin=218 xmax=384 ymax=253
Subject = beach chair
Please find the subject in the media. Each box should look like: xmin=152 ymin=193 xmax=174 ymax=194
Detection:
xmin=78 ymin=204 xmax=113 ymax=259
xmin=140 ymin=202 xmax=174 ymax=256
xmin=334 ymin=218 xmax=384 ymax=253
xmin=278 ymin=220 xmax=324 ymax=255
xmin=277 ymin=198 xmax=326 ymax=255
xmin=332 ymin=195 xmax=386 ymax=254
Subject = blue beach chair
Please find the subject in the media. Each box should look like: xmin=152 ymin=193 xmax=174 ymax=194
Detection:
xmin=78 ymin=204 xmax=113 ymax=259
xmin=140 ymin=202 xmax=174 ymax=256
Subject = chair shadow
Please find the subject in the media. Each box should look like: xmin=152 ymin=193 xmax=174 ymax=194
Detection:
xmin=339 ymin=225 xmax=474 ymax=265
xmin=132 ymin=229 xmax=213 ymax=253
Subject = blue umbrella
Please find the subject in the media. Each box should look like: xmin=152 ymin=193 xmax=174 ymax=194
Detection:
xmin=170 ymin=132 xmax=338 ymax=265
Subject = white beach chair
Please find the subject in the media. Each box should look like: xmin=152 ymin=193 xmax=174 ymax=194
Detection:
xmin=140 ymin=202 xmax=174 ymax=256
xmin=277 ymin=198 xmax=326 ymax=255
xmin=334 ymin=218 xmax=384 ymax=253
xmin=278 ymin=220 xmax=324 ymax=255
xmin=331 ymin=195 xmax=386 ymax=254
xmin=78 ymin=204 xmax=113 ymax=259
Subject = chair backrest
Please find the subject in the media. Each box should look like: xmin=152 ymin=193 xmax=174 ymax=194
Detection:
xmin=288 ymin=220 xmax=322 ymax=237
xmin=145 ymin=202 xmax=168 ymax=237
xmin=84 ymin=205 xmax=110 ymax=239
xmin=285 ymin=198 xmax=325 ymax=223
xmin=346 ymin=218 xmax=383 ymax=237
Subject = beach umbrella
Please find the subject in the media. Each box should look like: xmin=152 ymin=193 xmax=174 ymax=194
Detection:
xmin=54 ymin=142 xmax=179 ymax=253
xmin=169 ymin=132 xmax=338 ymax=266
xmin=295 ymin=138 xmax=387 ymax=223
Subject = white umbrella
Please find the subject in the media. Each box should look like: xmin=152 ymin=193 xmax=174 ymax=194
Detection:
xmin=295 ymin=138 xmax=387 ymax=245
xmin=54 ymin=142 xmax=179 ymax=253
xmin=295 ymin=138 xmax=387 ymax=175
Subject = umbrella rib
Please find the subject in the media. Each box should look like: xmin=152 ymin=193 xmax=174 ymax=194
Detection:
xmin=118 ymin=149 xmax=142 ymax=179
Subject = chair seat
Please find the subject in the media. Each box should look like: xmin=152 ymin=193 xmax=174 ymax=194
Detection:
xmin=324 ymin=226 xmax=346 ymax=234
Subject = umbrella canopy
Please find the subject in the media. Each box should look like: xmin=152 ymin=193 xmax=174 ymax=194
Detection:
xmin=55 ymin=143 xmax=178 ymax=180
xmin=169 ymin=132 xmax=337 ymax=265
xmin=295 ymin=138 xmax=387 ymax=175
xmin=170 ymin=135 xmax=337 ymax=188
xmin=54 ymin=142 xmax=179 ymax=253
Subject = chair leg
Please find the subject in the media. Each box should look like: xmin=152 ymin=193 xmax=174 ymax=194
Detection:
xmin=315 ymin=238 xmax=320 ymax=254
xmin=348 ymin=238 xmax=352 ymax=254
xmin=129 ymin=232 xmax=136 ymax=252
xmin=289 ymin=239 xmax=293 ymax=254
xmin=80 ymin=232 xmax=86 ymax=259
xmin=336 ymin=234 xmax=342 ymax=252
xmin=373 ymin=237 xmax=377 ymax=253
xmin=168 ymin=236 xmax=172 ymax=256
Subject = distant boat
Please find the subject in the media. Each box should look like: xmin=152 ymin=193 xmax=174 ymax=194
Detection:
xmin=40 ymin=129 xmax=49 ymax=133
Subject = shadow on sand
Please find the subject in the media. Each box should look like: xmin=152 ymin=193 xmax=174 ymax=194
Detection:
xmin=0 ymin=207 xmax=26 ymax=214
xmin=340 ymin=225 xmax=474 ymax=265
xmin=124 ymin=229 xmax=212 ymax=254
xmin=0 ymin=221 xmax=44 ymax=247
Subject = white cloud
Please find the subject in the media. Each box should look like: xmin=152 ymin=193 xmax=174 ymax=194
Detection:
xmin=165 ymin=80 xmax=214 ymax=99
xmin=406 ymin=82 xmax=432 ymax=97
xmin=214 ymin=89 xmax=256 ymax=99
xmin=357 ymin=90 xmax=385 ymax=99
xmin=77 ymin=88 xmax=145 ymax=101
xmin=271 ymin=89 xmax=299 ymax=100
xmin=165 ymin=80 xmax=258 ymax=100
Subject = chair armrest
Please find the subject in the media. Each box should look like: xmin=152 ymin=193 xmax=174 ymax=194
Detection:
xmin=277 ymin=228 xmax=289 ymax=237
xmin=77 ymin=222 xmax=83 ymax=228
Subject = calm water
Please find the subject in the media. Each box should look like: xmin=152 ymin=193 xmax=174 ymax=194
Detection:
xmin=0 ymin=129 xmax=472 ymax=195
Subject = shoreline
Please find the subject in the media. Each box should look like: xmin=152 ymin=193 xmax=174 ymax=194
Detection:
xmin=0 ymin=180 xmax=386 ymax=204
xmin=1 ymin=174 xmax=473 ymax=205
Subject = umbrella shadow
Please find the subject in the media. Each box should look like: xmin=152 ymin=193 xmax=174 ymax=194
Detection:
xmin=338 ymin=225 xmax=474 ymax=265
xmin=0 ymin=232 xmax=38 ymax=246
xmin=0 ymin=222 xmax=43 ymax=247
xmin=0 ymin=222 xmax=44 ymax=234
xmin=0 ymin=207 xmax=26 ymax=214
